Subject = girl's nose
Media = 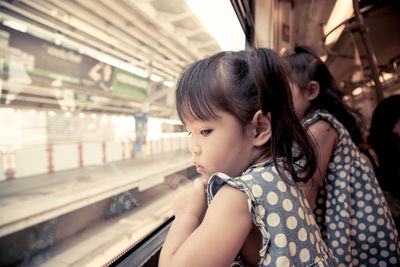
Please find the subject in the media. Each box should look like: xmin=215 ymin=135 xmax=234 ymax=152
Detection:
xmin=190 ymin=142 xmax=200 ymax=155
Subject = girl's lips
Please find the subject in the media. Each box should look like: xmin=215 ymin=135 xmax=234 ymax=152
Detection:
xmin=194 ymin=162 xmax=204 ymax=173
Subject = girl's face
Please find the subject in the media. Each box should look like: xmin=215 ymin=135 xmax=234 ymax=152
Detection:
xmin=290 ymin=82 xmax=311 ymax=120
xmin=184 ymin=109 xmax=257 ymax=180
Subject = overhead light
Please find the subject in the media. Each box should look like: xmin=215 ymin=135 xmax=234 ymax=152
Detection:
xmin=150 ymin=74 xmax=163 ymax=82
xmin=97 ymin=54 xmax=148 ymax=78
xmin=379 ymin=72 xmax=394 ymax=82
xmin=163 ymin=81 xmax=174 ymax=87
xmin=3 ymin=19 xmax=27 ymax=32
xmin=352 ymin=87 xmax=363 ymax=96
xmin=185 ymin=0 xmax=245 ymax=51
xmin=324 ymin=0 xmax=354 ymax=45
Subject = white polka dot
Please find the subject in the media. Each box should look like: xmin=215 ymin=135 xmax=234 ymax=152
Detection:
xmin=267 ymin=213 xmax=280 ymax=227
xmin=277 ymin=181 xmax=287 ymax=192
xmin=299 ymin=248 xmax=310 ymax=262
xmin=335 ymin=230 xmax=340 ymax=238
xmin=332 ymin=240 xmax=339 ymax=247
xmin=266 ymin=192 xmax=278 ymax=205
xmin=298 ymin=207 xmax=305 ymax=219
xmin=287 ymin=216 xmax=297 ymax=230
xmin=377 ymin=231 xmax=385 ymax=238
xmin=262 ymin=172 xmax=274 ymax=182
xmin=263 ymin=254 xmax=271 ymax=265
xmin=241 ymin=174 xmax=253 ymax=180
xmin=359 ymin=233 xmax=366 ymax=241
xmin=368 ymin=236 xmax=376 ymax=244
xmin=379 ymin=240 xmax=387 ymax=247
xmin=283 ymin=199 xmax=293 ymax=211
xmin=298 ymin=228 xmax=307 ymax=241
xmin=252 ymin=184 xmax=263 ymax=197
xmin=257 ymin=205 xmax=265 ymax=217
xmin=275 ymin=233 xmax=287 ymax=247
xmin=389 ymin=257 xmax=398 ymax=264
xmin=289 ymin=242 xmax=296 ymax=256
xmin=290 ymin=186 xmax=298 ymax=197
xmin=360 ymin=252 xmax=367 ymax=260
xmin=253 ymin=167 xmax=264 ymax=172
xmin=271 ymin=166 xmax=278 ymax=174
xmin=310 ymin=232 xmax=315 ymax=244
xmin=367 ymin=215 xmax=375 ymax=222
xmin=380 ymin=250 xmax=389 ymax=258
xmin=370 ymin=247 xmax=377 ymax=255
xmin=315 ymin=230 xmax=321 ymax=242
xmin=369 ymin=258 xmax=378 ymax=264
xmin=336 ymin=248 xmax=344 ymax=255
xmin=276 ymin=256 xmax=290 ymax=267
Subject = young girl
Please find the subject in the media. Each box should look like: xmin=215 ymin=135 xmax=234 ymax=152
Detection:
xmin=283 ymin=46 xmax=400 ymax=266
xmin=159 ymin=48 xmax=337 ymax=267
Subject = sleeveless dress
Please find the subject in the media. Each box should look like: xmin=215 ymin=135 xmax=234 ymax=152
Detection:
xmin=206 ymin=159 xmax=337 ymax=267
xmin=304 ymin=110 xmax=400 ymax=266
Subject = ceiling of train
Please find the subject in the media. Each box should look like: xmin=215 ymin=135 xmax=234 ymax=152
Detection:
xmin=291 ymin=0 xmax=400 ymax=97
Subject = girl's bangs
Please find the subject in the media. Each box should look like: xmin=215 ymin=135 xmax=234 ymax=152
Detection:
xmin=177 ymin=90 xmax=220 ymax=122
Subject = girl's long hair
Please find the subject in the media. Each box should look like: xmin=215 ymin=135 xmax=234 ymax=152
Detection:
xmin=283 ymin=46 xmax=364 ymax=146
xmin=176 ymin=48 xmax=316 ymax=183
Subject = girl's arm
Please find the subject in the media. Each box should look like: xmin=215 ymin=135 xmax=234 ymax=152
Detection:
xmin=302 ymin=120 xmax=338 ymax=211
xmin=159 ymin=180 xmax=253 ymax=267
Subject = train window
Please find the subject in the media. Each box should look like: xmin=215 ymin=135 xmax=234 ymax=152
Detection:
xmin=0 ymin=1 xmax=243 ymax=266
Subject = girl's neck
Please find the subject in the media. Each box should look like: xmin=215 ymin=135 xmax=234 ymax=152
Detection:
xmin=251 ymin=149 xmax=272 ymax=167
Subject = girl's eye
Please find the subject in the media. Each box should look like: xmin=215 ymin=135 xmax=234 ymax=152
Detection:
xmin=200 ymin=129 xmax=212 ymax=136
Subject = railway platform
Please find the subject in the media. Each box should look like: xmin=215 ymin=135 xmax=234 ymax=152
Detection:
xmin=0 ymin=150 xmax=195 ymax=266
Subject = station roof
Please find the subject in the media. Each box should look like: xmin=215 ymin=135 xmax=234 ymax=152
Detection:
xmin=0 ymin=0 xmax=225 ymax=118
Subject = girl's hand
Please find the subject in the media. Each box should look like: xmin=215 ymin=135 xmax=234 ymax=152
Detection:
xmin=172 ymin=178 xmax=207 ymax=221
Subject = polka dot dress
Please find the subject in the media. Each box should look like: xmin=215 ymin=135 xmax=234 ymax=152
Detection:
xmin=304 ymin=110 xmax=400 ymax=266
xmin=206 ymin=160 xmax=337 ymax=267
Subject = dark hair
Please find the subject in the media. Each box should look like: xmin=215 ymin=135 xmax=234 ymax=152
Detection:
xmin=368 ymin=94 xmax=400 ymax=190
xmin=283 ymin=46 xmax=363 ymax=146
xmin=176 ymin=48 xmax=316 ymax=183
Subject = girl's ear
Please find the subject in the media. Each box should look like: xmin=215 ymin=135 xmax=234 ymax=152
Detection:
xmin=251 ymin=110 xmax=272 ymax=146
xmin=307 ymin=81 xmax=320 ymax=101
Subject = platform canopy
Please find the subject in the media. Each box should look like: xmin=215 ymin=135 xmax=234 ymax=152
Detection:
xmin=0 ymin=0 xmax=245 ymax=118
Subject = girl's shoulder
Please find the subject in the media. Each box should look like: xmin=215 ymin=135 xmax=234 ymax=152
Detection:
xmin=304 ymin=109 xmax=347 ymax=135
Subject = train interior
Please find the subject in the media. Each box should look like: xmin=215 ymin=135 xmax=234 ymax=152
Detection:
xmin=0 ymin=0 xmax=399 ymax=266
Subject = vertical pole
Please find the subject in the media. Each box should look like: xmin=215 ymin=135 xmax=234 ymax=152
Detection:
xmin=47 ymin=144 xmax=53 ymax=173
xmin=352 ymin=0 xmax=384 ymax=102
